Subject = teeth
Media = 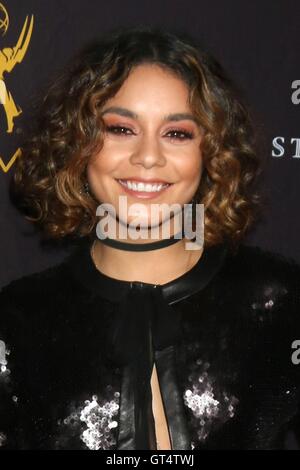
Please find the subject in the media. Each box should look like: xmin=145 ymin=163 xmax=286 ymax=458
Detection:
xmin=118 ymin=180 xmax=169 ymax=192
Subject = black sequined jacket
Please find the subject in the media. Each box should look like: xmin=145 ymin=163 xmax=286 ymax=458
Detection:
xmin=0 ymin=238 xmax=300 ymax=450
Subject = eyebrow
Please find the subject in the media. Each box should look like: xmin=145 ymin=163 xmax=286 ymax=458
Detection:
xmin=100 ymin=106 xmax=199 ymax=124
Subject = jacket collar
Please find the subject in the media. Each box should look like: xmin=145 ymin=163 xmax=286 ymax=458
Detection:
xmin=65 ymin=236 xmax=229 ymax=305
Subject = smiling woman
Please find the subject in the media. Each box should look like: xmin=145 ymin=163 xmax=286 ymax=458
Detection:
xmin=10 ymin=25 xmax=261 ymax=249
xmin=1 ymin=26 xmax=300 ymax=450
xmin=86 ymin=63 xmax=204 ymax=243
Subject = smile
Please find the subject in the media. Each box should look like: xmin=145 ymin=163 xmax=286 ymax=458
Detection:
xmin=116 ymin=179 xmax=172 ymax=198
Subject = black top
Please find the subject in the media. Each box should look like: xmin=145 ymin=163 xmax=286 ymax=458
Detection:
xmin=0 ymin=237 xmax=300 ymax=450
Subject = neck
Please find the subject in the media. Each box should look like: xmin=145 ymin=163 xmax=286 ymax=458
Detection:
xmin=92 ymin=234 xmax=203 ymax=285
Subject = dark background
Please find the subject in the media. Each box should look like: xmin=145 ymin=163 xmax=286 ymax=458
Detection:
xmin=0 ymin=0 xmax=299 ymax=288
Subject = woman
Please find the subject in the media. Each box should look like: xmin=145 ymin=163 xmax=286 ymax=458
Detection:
xmin=0 ymin=26 xmax=300 ymax=450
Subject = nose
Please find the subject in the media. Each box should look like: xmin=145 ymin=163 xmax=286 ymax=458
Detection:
xmin=129 ymin=132 xmax=166 ymax=169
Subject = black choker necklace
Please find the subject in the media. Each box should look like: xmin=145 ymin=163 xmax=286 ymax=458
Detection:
xmin=94 ymin=231 xmax=184 ymax=252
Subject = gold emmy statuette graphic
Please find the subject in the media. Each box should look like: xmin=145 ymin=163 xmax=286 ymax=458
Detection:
xmin=0 ymin=3 xmax=34 ymax=173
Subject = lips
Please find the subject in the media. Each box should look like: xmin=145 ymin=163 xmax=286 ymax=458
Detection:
xmin=117 ymin=177 xmax=171 ymax=184
xmin=116 ymin=178 xmax=172 ymax=199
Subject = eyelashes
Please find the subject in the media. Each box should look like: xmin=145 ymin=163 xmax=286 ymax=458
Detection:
xmin=105 ymin=125 xmax=194 ymax=141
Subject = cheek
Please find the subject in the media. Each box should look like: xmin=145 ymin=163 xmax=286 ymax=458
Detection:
xmin=86 ymin=155 xmax=114 ymax=202
xmin=87 ymin=140 xmax=131 ymax=178
xmin=176 ymin=150 xmax=202 ymax=184
xmin=87 ymin=148 xmax=118 ymax=188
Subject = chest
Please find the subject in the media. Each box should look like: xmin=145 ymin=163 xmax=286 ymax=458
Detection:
xmin=150 ymin=362 xmax=172 ymax=450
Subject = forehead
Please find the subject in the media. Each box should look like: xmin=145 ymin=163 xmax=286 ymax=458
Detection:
xmin=102 ymin=64 xmax=194 ymax=117
xmin=101 ymin=105 xmax=198 ymax=125
xmin=117 ymin=63 xmax=188 ymax=92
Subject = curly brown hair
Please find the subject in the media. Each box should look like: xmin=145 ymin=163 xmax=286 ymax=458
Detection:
xmin=11 ymin=25 xmax=265 ymax=251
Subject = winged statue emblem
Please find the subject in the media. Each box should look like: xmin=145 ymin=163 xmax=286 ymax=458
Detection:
xmin=0 ymin=12 xmax=34 ymax=134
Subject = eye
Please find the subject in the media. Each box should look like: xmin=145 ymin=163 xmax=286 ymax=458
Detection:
xmin=165 ymin=129 xmax=194 ymax=140
xmin=105 ymin=125 xmax=134 ymax=136
xmin=105 ymin=125 xmax=194 ymax=140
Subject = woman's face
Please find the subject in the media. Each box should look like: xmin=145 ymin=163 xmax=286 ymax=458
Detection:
xmin=87 ymin=63 xmax=204 ymax=231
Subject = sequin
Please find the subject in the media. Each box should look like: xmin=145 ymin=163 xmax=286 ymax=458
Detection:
xmin=80 ymin=397 xmax=119 ymax=450
xmin=183 ymin=360 xmax=239 ymax=444
xmin=264 ymin=300 xmax=274 ymax=309
xmin=184 ymin=387 xmax=220 ymax=418
xmin=250 ymin=283 xmax=289 ymax=318
xmin=59 ymin=393 xmax=120 ymax=450
xmin=0 ymin=433 xmax=7 ymax=447
xmin=0 ymin=340 xmax=7 ymax=369
xmin=0 ymin=340 xmax=10 ymax=376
